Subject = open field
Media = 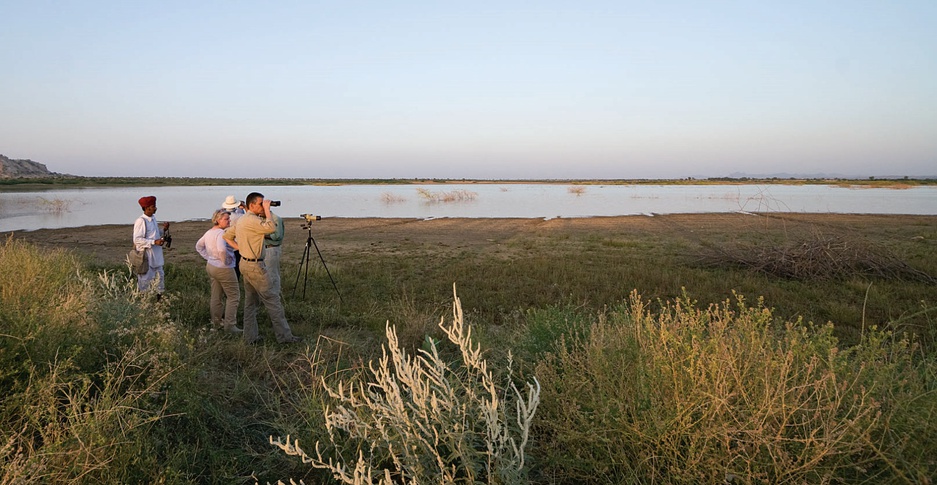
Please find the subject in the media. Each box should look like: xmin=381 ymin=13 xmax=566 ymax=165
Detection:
xmin=5 ymin=212 xmax=937 ymax=483
xmin=12 ymin=212 xmax=937 ymax=342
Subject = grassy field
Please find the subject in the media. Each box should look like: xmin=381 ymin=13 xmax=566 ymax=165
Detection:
xmin=3 ymin=213 xmax=937 ymax=483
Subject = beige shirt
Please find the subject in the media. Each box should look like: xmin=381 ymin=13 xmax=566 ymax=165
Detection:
xmin=223 ymin=211 xmax=275 ymax=260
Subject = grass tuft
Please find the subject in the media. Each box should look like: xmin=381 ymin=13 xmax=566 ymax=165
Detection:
xmin=532 ymin=290 xmax=937 ymax=483
xmin=271 ymin=285 xmax=540 ymax=484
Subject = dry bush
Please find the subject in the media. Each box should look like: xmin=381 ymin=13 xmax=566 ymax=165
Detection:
xmin=0 ymin=238 xmax=185 ymax=483
xmin=1 ymin=355 xmax=171 ymax=484
xmin=567 ymin=186 xmax=586 ymax=196
xmin=36 ymin=196 xmax=73 ymax=214
xmin=533 ymin=291 xmax=937 ymax=483
xmin=270 ymin=286 xmax=540 ymax=484
xmin=697 ymin=232 xmax=937 ymax=283
xmin=380 ymin=192 xmax=406 ymax=204
xmin=415 ymin=188 xmax=478 ymax=203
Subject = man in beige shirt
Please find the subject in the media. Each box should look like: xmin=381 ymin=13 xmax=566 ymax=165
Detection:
xmin=223 ymin=192 xmax=300 ymax=345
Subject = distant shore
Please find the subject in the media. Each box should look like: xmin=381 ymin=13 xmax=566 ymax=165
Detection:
xmin=2 ymin=175 xmax=935 ymax=190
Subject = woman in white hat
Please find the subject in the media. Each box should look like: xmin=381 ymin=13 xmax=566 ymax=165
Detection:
xmin=221 ymin=195 xmax=246 ymax=278
xmin=221 ymin=195 xmax=245 ymax=224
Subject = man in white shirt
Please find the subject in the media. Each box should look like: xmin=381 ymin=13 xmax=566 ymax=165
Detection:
xmin=132 ymin=195 xmax=169 ymax=295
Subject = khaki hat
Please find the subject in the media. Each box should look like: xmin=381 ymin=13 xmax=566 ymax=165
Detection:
xmin=222 ymin=195 xmax=239 ymax=210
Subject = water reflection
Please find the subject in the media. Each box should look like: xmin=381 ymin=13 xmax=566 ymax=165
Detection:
xmin=1 ymin=184 xmax=935 ymax=232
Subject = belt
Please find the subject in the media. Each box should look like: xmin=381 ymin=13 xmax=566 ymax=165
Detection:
xmin=242 ymin=257 xmax=264 ymax=262
xmin=265 ymin=244 xmax=280 ymax=248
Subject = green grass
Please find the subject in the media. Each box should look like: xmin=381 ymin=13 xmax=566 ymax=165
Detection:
xmin=531 ymin=292 xmax=937 ymax=483
xmin=3 ymin=212 xmax=937 ymax=483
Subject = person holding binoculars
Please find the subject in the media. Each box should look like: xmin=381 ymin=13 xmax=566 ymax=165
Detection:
xmin=223 ymin=192 xmax=300 ymax=345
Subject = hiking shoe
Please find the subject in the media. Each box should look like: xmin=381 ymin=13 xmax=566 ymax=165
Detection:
xmin=279 ymin=335 xmax=302 ymax=344
xmin=224 ymin=325 xmax=244 ymax=333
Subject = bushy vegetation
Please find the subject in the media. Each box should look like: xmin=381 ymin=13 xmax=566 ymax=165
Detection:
xmin=0 ymin=237 xmax=190 ymax=482
xmin=271 ymin=287 xmax=540 ymax=484
xmin=3 ymin=216 xmax=937 ymax=484
xmin=530 ymin=291 xmax=937 ymax=483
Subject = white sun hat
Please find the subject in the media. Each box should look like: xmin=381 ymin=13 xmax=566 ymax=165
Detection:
xmin=222 ymin=195 xmax=240 ymax=210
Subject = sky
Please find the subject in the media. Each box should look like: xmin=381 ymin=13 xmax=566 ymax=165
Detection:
xmin=1 ymin=1 xmax=935 ymax=179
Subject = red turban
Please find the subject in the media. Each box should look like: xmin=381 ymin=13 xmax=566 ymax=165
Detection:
xmin=138 ymin=196 xmax=157 ymax=208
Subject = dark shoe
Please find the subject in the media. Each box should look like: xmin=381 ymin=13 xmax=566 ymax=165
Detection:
xmin=279 ymin=335 xmax=302 ymax=344
xmin=246 ymin=337 xmax=263 ymax=346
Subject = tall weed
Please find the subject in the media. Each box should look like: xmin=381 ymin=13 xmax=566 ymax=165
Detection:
xmin=533 ymin=290 xmax=937 ymax=483
xmin=271 ymin=286 xmax=541 ymax=484
xmin=0 ymin=238 xmax=191 ymax=483
xmin=1 ymin=353 xmax=172 ymax=484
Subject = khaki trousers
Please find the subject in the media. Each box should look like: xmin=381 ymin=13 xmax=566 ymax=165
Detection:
xmin=239 ymin=260 xmax=295 ymax=343
xmin=265 ymin=245 xmax=282 ymax=294
xmin=206 ymin=263 xmax=239 ymax=330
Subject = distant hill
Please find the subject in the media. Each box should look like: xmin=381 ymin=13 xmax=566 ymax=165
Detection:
xmin=0 ymin=154 xmax=59 ymax=178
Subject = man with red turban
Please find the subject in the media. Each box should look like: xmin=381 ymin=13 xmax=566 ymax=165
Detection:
xmin=133 ymin=195 xmax=169 ymax=295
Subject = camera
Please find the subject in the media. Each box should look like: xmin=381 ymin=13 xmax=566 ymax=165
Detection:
xmin=161 ymin=222 xmax=172 ymax=250
xmin=269 ymin=200 xmax=281 ymax=207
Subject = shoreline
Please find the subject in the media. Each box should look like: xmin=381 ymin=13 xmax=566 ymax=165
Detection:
xmin=3 ymin=176 xmax=936 ymax=190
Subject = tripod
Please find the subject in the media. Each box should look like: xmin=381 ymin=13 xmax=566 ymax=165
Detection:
xmin=293 ymin=225 xmax=343 ymax=302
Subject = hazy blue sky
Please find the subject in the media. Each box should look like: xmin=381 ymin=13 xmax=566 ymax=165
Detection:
xmin=2 ymin=1 xmax=935 ymax=179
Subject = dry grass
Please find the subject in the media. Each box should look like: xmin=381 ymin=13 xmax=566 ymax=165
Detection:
xmin=36 ymin=196 xmax=73 ymax=213
xmin=697 ymin=231 xmax=937 ymax=283
xmin=270 ymin=286 xmax=540 ymax=484
xmin=0 ymin=237 xmax=186 ymax=483
xmin=532 ymin=290 xmax=937 ymax=483
xmin=415 ymin=188 xmax=478 ymax=203
xmin=380 ymin=192 xmax=406 ymax=204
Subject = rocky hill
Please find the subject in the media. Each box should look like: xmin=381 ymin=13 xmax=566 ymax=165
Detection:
xmin=0 ymin=154 xmax=57 ymax=178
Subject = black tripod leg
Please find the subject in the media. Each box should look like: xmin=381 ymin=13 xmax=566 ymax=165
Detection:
xmin=292 ymin=239 xmax=311 ymax=299
xmin=310 ymin=235 xmax=343 ymax=304
xmin=302 ymin=237 xmax=312 ymax=299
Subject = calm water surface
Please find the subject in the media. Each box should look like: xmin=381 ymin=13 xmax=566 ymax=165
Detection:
xmin=1 ymin=184 xmax=935 ymax=232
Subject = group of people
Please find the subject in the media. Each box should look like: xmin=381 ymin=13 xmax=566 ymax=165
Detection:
xmin=132 ymin=192 xmax=300 ymax=345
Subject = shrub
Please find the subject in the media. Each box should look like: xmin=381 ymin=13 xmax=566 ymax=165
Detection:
xmin=0 ymin=238 xmax=189 ymax=483
xmin=533 ymin=290 xmax=937 ymax=483
xmin=415 ymin=188 xmax=478 ymax=203
xmin=271 ymin=286 xmax=541 ymax=484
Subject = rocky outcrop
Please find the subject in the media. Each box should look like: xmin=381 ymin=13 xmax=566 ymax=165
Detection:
xmin=0 ymin=154 xmax=55 ymax=178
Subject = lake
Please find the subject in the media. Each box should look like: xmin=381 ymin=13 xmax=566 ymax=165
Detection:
xmin=2 ymin=183 xmax=935 ymax=232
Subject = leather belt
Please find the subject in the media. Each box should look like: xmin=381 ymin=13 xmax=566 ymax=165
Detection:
xmin=242 ymin=257 xmax=263 ymax=262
